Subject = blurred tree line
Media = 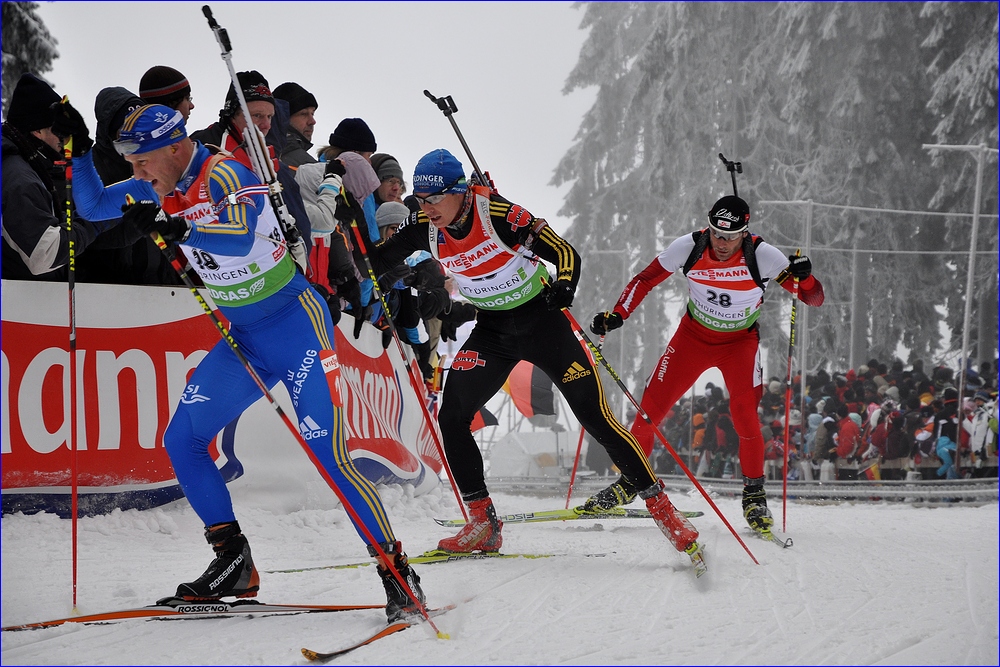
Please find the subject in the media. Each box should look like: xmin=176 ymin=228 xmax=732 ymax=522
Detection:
xmin=554 ymin=2 xmax=997 ymax=392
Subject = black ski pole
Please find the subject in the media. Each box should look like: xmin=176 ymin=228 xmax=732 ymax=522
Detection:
xmin=718 ymin=153 xmax=742 ymax=198
xmin=201 ymin=5 xmax=307 ymax=273
xmin=423 ymin=90 xmax=491 ymax=188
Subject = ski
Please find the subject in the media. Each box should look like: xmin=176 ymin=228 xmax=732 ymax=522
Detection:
xmin=301 ymin=606 xmax=454 ymax=661
xmin=434 ymin=507 xmax=704 ymax=528
xmin=1 ymin=599 xmax=383 ymax=631
xmin=265 ymin=550 xmax=609 ymax=574
xmin=751 ymin=528 xmax=793 ymax=548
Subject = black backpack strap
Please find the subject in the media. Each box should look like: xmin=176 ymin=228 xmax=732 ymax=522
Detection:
xmin=682 ymin=230 xmax=710 ymax=276
xmin=684 ymin=229 xmax=767 ymax=292
xmin=743 ymin=234 xmax=767 ymax=291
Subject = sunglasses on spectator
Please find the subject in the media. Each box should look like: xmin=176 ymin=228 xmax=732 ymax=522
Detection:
xmin=413 ymin=177 xmax=462 ymax=206
xmin=710 ymin=228 xmax=745 ymax=241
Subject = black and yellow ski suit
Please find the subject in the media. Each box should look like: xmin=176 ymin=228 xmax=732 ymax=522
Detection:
xmin=369 ymin=186 xmax=657 ymax=501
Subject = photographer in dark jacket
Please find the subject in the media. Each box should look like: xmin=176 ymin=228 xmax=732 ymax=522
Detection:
xmin=2 ymin=73 xmax=139 ymax=281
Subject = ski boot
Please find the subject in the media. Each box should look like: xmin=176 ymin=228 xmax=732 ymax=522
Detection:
xmin=174 ymin=521 xmax=260 ymax=600
xmin=640 ymin=480 xmax=699 ymax=552
xmin=742 ymin=475 xmax=774 ymax=535
xmin=371 ymin=541 xmax=425 ymax=623
xmin=437 ymin=496 xmax=503 ymax=553
xmin=578 ymin=474 xmax=637 ymax=513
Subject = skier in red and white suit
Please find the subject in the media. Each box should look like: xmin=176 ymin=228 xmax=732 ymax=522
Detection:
xmin=590 ymin=195 xmax=824 ymax=535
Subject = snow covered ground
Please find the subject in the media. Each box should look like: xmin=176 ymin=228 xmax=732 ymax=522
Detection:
xmin=2 ymin=484 xmax=997 ymax=665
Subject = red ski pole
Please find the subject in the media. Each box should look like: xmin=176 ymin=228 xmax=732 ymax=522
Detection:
xmin=559 ymin=306 xmax=758 ymax=564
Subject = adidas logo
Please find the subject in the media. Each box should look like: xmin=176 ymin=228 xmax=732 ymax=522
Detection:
xmin=562 ymin=361 xmax=593 ymax=384
xmin=299 ymin=415 xmax=329 ymax=440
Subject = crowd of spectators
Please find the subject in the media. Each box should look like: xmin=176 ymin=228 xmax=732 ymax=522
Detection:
xmin=2 ymin=67 xmax=476 ymax=386
xmin=650 ymin=358 xmax=999 ymax=482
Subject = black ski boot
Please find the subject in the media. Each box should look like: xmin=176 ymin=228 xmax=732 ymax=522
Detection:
xmin=371 ymin=541 xmax=425 ymax=623
xmin=175 ymin=521 xmax=260 ymax=600
xmin=742 ymin=475 xmax=774 ymax=533
xmin=579 ymin=474 xmax=637 ymax=512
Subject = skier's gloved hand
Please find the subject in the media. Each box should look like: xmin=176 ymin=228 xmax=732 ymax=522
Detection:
xmin=50 ymin=99 xmax=93 ymax=156
xmin=121 ymin=200 xmax=190 ymax=242
xmin=788 ymin=255 xmax=812 ymax=279
xmin=440 ymin=319 xmax=459 ymax=342
xmin=591 ymin=311 xmax=623 ymax=335
xmin=543 ymin=279 xmax=575 ymax=311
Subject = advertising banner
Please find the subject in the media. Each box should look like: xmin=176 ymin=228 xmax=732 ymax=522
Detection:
xmin=1 ymin=280 xmax=441 ymax=517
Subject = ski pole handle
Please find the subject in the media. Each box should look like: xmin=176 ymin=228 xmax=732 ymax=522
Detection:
xmin=424 ymin=89 xmax=490 ymax=188
xmin=718 ymin=153 xmax=742 ymax=198
xmin=202 ymin=6 xmax=231 ymax=52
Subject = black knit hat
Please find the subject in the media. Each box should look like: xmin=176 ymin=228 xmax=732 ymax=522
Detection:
xmin=222 ymin=70 xmax=274 ymax=118
xmin=139 ymin=65 xmax=191 ymax=106
xmin=329 ymin=117 xmax=376 ymax=152
xmin=272 ymin=82 xmax=318 ymax=116
xmin=6 ymin=72 xmax=62 ymax=133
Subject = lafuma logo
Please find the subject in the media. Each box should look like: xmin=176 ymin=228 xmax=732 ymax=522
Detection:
xmin=562 ymin=361 xmax=592 ymax=383
xmin=299 ymin=415 xmax=329 ymax=440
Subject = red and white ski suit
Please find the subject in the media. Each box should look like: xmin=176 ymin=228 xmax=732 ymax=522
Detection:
xmin=612 ymin=232 xmax=824 ymax=479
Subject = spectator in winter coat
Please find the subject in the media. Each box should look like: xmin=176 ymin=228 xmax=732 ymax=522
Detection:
xmin=964 ymin=391 xmax=998 ymax=464
xmin=1 ymin=74 xmax=140 ymax=280
xmin=835 ymin=405 xmax=863 ymax=458
xmin=325 ymin=118 xmax=380 ymax=241
xmin=759 ymin=379 xmax=785 ymax=424
xmin=934 ymin=387 xmax=961 ymax=479
xmin=272 ymin=81 xmax=318 ymax=168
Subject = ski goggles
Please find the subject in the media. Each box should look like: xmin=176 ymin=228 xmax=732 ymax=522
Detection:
xmin=709 ymin=228 xmax=746 ymax=241
xmin=413 ymin=177 xmax=464 ymax=206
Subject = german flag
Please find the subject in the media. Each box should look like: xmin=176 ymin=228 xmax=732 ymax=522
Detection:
xmin=503 ymin=361 xmax=556 ymax=419
xmin=471 ymin=407 xmax=499 ymax=432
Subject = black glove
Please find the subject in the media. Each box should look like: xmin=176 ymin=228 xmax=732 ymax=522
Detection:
xmin=788 ymin=255 xmax=812 ymax=280
xmin=311 ymin=283 xmax=342 ymax=326
xmin=418 ymin=288 xmax=450 ymax=320
xmin=334 ymin=188 xmax=361 ymax=225
xmin=403 ymin=260 xmax=446 ymax=292
xmin=50 ymin=99 xmax=93 ymax=156
xmin=336 ymin=277 xmax=372 ymax=339
xmin=591 ymin=311 xmax=624 ymax=335
xmin=446 ymin=300 xmax=477 ymax=323
xmin=324 ymin=158 xmax=346 ymax=178
xmin=378 ymin=264 xmax=413 ymax=294
xmin=121 ymin=200 xmax=190 ymax=242
xmin=440 ymin=319 xmax=459 ymax=342
xmin=543 ymin=279 xmax=575 ymax=311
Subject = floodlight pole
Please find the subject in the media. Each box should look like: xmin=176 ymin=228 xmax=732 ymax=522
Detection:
xmin=922 ymin=143 xmax=998 ymax=405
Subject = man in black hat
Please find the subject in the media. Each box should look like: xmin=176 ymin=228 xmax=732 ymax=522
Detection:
xmin=589 ymin=192 xmax=825 ymax=540
xmin=1 ymin=73 xmax=138 ymax=280
xmin=190 ymin=70 xmax=313 ymax=261
xmin=139 ymin=65 xmax=195 ymax=121
xmin=272 ymin=81 xmax=318 ymax=168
